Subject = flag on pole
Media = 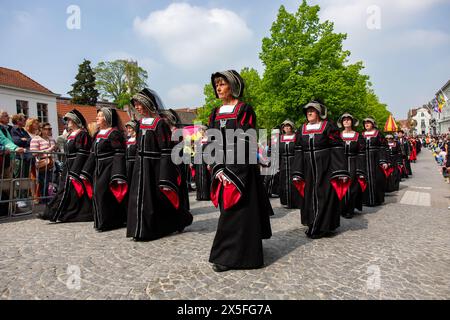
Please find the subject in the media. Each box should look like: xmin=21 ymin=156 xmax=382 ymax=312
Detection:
xmin=432 ymin=98 xmax=440 ymax=113
xmin=437 ymin=94 xmax=445 ymax=112
xmin=384 ymin=114 xmax=398 ymax=132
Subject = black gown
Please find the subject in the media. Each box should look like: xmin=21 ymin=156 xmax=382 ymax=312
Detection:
xmin=194 ymin=139 xmax=211 ymax=201
xmin=279 ymin=134 xmax=301 ymax=209
xmin=362 ymin=130 xmax=388 ymax=207
xmin=339 ymin=131 xmax=367 ymax=216
xmin=81 ymin=128 xmax=128 ymax=231
xmin=263 ymin=136 xmax=280 ymax=197
xmin=126 ymin=137 xmax=137 ymax=185
xmin=126 ymin=117 xmax=193 ymax=241
xmin=385 ymin=141 xmax=402 ymax=192
xmin=174 ymin=130 xmax=191 ymax=213
xmin=292 ymin=120 xmax=350 ymax=237
xmin=44 ymin=129 xmax=93 ymax=222
xmin=398 ymin=138 xmax=411 ymax=178
xmin=208 ymin=102 xmax=273 ymax=269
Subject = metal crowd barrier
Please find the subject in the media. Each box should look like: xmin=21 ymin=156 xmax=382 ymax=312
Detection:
xmin=0 ymin=150 xmax=65 ymax=220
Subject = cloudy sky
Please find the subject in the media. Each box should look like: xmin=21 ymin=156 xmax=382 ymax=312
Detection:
xmin=1 ymin=0 xmax=449 ymax=118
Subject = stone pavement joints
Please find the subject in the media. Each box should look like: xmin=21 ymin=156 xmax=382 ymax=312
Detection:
xmin=0 ymin=150 xmax=450 ymax=300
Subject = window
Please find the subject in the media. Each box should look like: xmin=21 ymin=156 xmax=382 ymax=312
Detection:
xmin=16 ymin=100 xmax=29 ymax=117
xmin=37 ymin=103 xmax=48 ymax=123
xmin=421 ymin=112 xmax=424 ymax=117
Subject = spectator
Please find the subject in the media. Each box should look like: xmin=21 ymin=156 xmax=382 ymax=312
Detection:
xmin=10 ymin=114 xmax=33 ymax=208
xmin=24 ymin=118 xmax=40 ymax=202
xmin=0 ymin=110 xmax=25 ymax=178
xmin=30 ymin=123 xmax=56 ymax=204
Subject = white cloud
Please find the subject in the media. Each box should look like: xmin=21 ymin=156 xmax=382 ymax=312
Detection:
xmin=320 ymin=0 xmax=447 ymax=31
xmin=133 ymin=3 xmax=253 ymax=69
xmin=167 ymin=83 xmax=204 ymax=107
xmin=393 ymin=29 xmax=450 ymax=50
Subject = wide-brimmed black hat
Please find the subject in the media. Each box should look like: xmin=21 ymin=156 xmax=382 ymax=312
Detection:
xmin=362 ymin=117 xmax=377 ymax=128
xmin=161 ymin=109 xmax=182 ymax=128
xmin=281 ymin=119 xmax=296 ymax=131
xmin=211 ymin=70 xmax=245 ymax=99
xmin=98 ymin=107 xmax=120 ymax=128
xmin=131 ymin=88 xmax=164 ymax=115
xmin=338 ymin=113 xmax=359 ymax=128
xmin=303 ymin=100 xmax=327 ymax=120
xmin=125 ymin=120 xmax=139 ymax=132
xmin=64 ymin=109 xmax=87 ymax=129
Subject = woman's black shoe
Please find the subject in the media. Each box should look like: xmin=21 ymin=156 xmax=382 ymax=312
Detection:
xmin=212 ymin=264 xmax=230 ymax=272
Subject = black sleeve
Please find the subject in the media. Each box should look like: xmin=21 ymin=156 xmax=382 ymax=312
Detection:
xmin=109 ymin=130 xmax=127 ymax=183
xmin=71 ymin=131 xmax=92 ymax=177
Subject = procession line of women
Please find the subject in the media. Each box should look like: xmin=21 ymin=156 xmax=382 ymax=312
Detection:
xmin=41 ymin=69 xmax=417 ymax=272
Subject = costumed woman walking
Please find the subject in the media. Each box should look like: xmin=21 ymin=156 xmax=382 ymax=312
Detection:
xmin=398 ymin=130 xmax=412 ymax=177
xmin=80 ymin=108 xmax=128 ymax=232
xmin=125 ymin=120 xmax=139 ymax=186
xmin=193 ymin=125 xmax=211 ymax=201
xmin=385 ymin=134 xmax=402 ymax=192
xmin=292 ymin=100 xmax=351 ymax=239
xmin=361 ymin=117 xmax=388 ymax=207
xmin=278 ymin=120 xmax=301 ymax=209
xmin=208 ymin=70 xmax=272 ymax=272
xmin=126 ymin=89 xmax=193 ymax=241
xmin=43 ymin=109 xmax=93 ymax=222
xmin=338 ymin=113 xmax=366 ymax=219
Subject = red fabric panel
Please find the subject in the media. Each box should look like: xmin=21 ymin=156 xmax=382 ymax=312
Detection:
xmin=210 ymin=178 xmax=221 ymax=208
xmin=222 ymin=182 xmax=242 ymax=211
xmin=71 ymin=178 xmax=84 ymax=198
xmin=160 ymin=187 xmax=180 ymax=210
xmin=357 ymin=176 xmax=367 ymax=193
xmin=330 ymin=178 xmax=352 ymax=201
xmin=293 ymin=179 xmax=306 ymax=198
xmin=110 ymin=182 xmax=128 ymax=204
xmin=82 ymin=178 xmax=93 ymax=199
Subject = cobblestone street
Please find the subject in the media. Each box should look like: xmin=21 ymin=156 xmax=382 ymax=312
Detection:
xmin=1 ymin=150 xmax=450 ymax=300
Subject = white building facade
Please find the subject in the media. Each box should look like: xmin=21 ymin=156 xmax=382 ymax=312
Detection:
xmin=0 ymin=86 xmax=58 ymax=131
xmin=412 ymin=107 xmax=432 ymax=135
xmin=0 ymin=67 xmax=59 ymax=134
xmin=436 ymin=80 xmax=450 ymax=134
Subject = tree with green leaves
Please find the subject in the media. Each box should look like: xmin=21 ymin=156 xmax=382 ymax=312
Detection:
xmin=197 ymin=1 xmax=390 ymax=131
xmin=258 ymin=1 xmax=375 ymax=129
xmin=68 ymin=59 xmax=99 ymax=106
xmin=95 ymin=60 xmax=148 ymax=109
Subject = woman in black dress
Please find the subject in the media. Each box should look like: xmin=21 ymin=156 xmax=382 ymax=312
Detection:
xmin=278 ymin=120 xmax=301 ymax=209
xmin=208 ymin=70 xmax=273 ymax=272
xmin=193 ymin=126 xmax=211 ymax=201
xmin=292 ymin=101 xmax=350 ymax=239
xmin=385 ymin=134 xmax=402 ymax=193
xmin=125 ymin=120 xmax=138 ymax=186
xmin=361 ymin=117 xmax=388 ymax=207
xmin=80 ymin=107 xmax=128 ymax=232
xmin=337 ymin=113 xmax=366 ymax=219
xmin=126 ymin=89 xmax=193 ymax=241
xmin=43 ymin=109 xmax=93 ymax=223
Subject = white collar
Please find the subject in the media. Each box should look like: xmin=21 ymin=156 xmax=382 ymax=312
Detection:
xmin=142 ymin=118 xmax=155 ymax=125
xmin=99 ymin=129 xmax=109 ymax=134
xmin=69 ymin=129 xmax=80 ymax=137
xmin=306 ymin=122 xmax=322 ymax=130
xmin=219 ymin=105 xmax=236 ymax=114
xmin=342 ymin=132 xmax=356 ymax=138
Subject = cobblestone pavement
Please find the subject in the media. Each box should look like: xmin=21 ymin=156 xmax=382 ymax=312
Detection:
xmin=1 ymin=150 xmax=450 ymax=300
